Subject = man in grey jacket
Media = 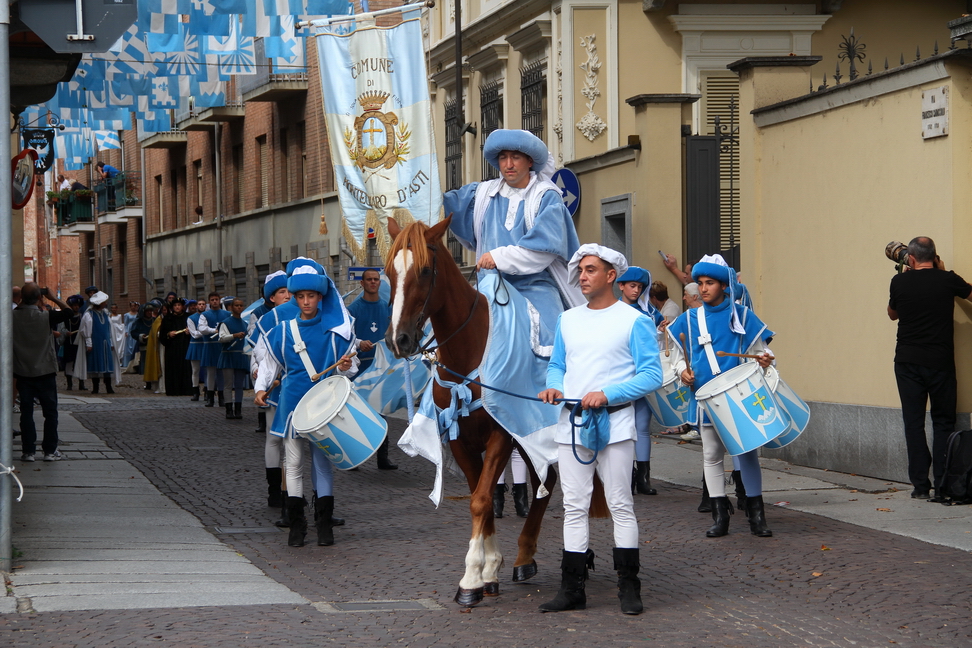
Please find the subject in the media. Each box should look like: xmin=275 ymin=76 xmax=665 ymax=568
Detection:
xmin=13 ymin=283 xmax=73 ymax=461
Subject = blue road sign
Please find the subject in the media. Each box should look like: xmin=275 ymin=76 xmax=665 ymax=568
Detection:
xmin=551 ymin=168 xmax=581 ymax=217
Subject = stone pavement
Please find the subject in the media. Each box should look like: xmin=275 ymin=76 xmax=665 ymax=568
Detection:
xmin=2 ymin=393 xmax=972 ymax=647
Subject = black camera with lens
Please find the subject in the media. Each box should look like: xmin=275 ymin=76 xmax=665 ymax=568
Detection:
xmin=886 ymin=241 xmax=909 ymax=274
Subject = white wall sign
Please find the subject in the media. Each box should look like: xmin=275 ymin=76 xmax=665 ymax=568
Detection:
xmin=921 ymin=86 xmax=948 ymax=139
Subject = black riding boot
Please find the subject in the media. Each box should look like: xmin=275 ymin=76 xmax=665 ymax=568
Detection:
xmin=105 ymin=380 xmax=114 ymax=394
xmin=613 ymin=547 xmax=644 ymax=615
xmin=376 ymin=436 xmax=398 ymax=470
xmin=190 ymin=386 xmax=200 ymax=402
xmin=512 ymin=483 xmax=530 ymax=518
xmin=493 ymin=484 xmax=506 ymax=518
xmin=233 ymin=402 xmax=243 ymax=419
xmin=287 ymin=497 xmax=307 ymax=547
xmin=255 ymin=411 xmax=266 ymax=434
xmin=635 ymin=461 xmax=657 ymax=496
xmin=538 ymin=550 xmax=589 ymax=612
xmin=315 ymin=495 xmax=335 ymax=546
xmin=224 ymin=403 xmax=234 ymax=419
xmin=217 ymin=390 xmax=225 ymax=407
xmin=732 ymin=470 xmax=749 ymax=518
xmin=747 ymin=495 xmax=774 ymax=537
xmin=266 ymin=467 xmax=283 ymax=507
xmin=78 ymin=380 xmax=86 ymax=391
xmin=204 ymin=390 xmax=215 ymax=407
xmin=706 ymin=496 xmax=733 ymax=538
xmin=66 ymin=376 xmax=73 ymax=391
xmin=275 ymin=490 xmax=290 ymax=527
xmin=91 ymin=377 xmax=100 ymax=394
xmin=698 ymin=478 xmax=711 ymax=513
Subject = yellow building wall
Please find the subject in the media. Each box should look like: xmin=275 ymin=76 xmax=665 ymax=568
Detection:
xmin=751 ymin=73 xmax=970 ymax=409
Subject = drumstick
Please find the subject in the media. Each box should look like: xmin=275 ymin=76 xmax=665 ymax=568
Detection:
xmin=664 ymin=328 xmax=670 ymax=358
xmin=311 ymin=352 xmax=358 ymax=382
xmin=715 ymin=351 xmax=769 ymax=360
xmin=679 ymin=332 xmax=691 ymax=366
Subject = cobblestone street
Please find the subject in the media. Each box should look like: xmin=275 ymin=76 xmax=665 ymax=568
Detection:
xmin=3 ymin=393 xmax=972 ymax=647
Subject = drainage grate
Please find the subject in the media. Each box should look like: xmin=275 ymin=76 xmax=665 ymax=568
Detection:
xmin=313 ymin=599 xmax=443 ymax=613
xmin=212 ymin=526 xmax=283 ymax=534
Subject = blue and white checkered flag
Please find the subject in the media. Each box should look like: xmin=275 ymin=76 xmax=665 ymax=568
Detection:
xmin=353 ymin=340 xmax=431 ymax=416
xmin=95 ymin=131 xmax=122 ymax=150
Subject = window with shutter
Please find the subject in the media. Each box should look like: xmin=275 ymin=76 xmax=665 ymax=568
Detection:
xmin=701 ymin=71 xmax=741 ymax=268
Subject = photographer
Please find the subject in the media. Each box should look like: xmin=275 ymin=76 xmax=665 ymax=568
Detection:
xmin=888 ymin=237 xmax=972 ymax=500
xmin=13 ymin=284 xmax=73 ymax=461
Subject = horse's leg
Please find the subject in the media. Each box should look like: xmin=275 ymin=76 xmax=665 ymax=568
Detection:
xmin=512 ymin=452 xmax=558 ymax=582
xmin=453 ymin=428 xmax=512 ymax=606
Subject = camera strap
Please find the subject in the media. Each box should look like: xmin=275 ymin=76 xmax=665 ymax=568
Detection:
xmin=695 ymin=307 xmax=721 ymax=376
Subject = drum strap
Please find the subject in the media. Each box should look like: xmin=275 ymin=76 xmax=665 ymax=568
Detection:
xmin=695 ymin=307 xmax=722 ymax=377
xmin=288 ymin=320 xmax=321 ymax=379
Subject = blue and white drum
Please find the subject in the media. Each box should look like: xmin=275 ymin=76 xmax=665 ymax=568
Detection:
xmin=644 ymin=373 xmax=692 ymax=427
xmin=291 ymin=375 xmax=388 ymax=470
xmin=695 ymin=362 xmax=789 ymax=456
xmin=762 ymin=366 xmax=811 ymax=449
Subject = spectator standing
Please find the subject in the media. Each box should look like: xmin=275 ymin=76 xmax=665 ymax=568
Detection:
xmin=888 ymin=236 xmax=972 ymax=500
xmin=59 ymin=295 xmax=85 ymax=390
xmin=650 ymin=281 xmax=682 ymax=323
xmin=159 ymin=299 xmax=194 ymax=396
xmin=97 ymin=161 xmax=119 ymax=209
xmin=57 ymin=174 xmax=70 ymax=191
xmin=14 ymin=284 xmax=74 ymax=461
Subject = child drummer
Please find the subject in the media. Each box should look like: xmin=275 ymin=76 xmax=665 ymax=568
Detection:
xmin=668 ymin=254 xmax=776 ymax=538
xmin=254 ymin=265 xmax=357 ymax=548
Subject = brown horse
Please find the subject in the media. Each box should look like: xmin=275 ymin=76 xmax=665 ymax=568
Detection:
xmin=384 ymin=215 xmax=559 ymax=607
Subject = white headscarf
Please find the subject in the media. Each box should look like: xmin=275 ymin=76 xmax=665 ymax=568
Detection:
xmin=567 ymin=244 xmax=628 ymax=287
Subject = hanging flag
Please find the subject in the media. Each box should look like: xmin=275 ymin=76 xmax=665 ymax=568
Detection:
xmin=315 ymin=9 xmax=442 ymax=262
xmin=305 ymin=0 xmax=351 ymax=16
xmin=95 ymin=131 xmax=123 ymax=150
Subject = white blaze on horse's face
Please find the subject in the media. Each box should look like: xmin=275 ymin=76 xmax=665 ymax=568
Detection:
xmin=389 ymin=248 xmax=413 ymax=355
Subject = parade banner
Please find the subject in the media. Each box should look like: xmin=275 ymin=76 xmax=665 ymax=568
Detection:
xmin=315 ymin=11 xmax=441 ymax=262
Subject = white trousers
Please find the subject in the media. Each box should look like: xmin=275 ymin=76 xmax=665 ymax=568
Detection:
xmin=701 ymin=424 xmax=728 ymax=497
xmin=559 ymin=440 xmax=638 ymax=552
xmin=190 ymin=359 xmax=201 ymax=387
xmin=496 ymin=447 xmax=528 ymax=485
xmin=264 ymin=406 xmax=282 ymax=469
xmin=284 ymin=435 xmax=305 ymax=499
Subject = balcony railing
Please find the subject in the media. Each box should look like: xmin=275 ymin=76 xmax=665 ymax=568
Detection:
xmin=55 ymin=193 xmax=94 ymax=227
xmin=94 ymin=171 xmax=142 ymax=214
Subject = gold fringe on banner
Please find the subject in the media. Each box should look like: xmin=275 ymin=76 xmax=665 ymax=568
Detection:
xmin=341 ymin=208 xmax=419 ymax=265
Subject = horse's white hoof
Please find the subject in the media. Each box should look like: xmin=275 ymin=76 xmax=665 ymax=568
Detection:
xmin=454 ymin=586 xmax=484 ymax=607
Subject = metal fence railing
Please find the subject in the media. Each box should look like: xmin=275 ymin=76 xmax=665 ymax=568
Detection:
xmin=94 ymin=171 xmax=142 ymax=214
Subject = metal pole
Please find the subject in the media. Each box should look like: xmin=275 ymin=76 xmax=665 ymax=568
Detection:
xmin=0 ymin=0 xmax=15 ymax=574
xmin=214 ymin=123 xmax=222 ymax=273
xmin=454 ymin=0 xmax=463 ymax=174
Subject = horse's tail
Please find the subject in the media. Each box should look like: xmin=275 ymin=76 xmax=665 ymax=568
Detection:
xmin=588 ymin=474 xmax=610 ymax=519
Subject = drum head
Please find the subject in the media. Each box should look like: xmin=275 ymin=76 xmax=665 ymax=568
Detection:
xmin=292 ymin=375 xmax=352 ymax=433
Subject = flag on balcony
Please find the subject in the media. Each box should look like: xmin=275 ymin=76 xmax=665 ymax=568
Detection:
xmin=95 ymin=131 xmax=122 ymax=150
xmin=315 ymin=9 xmax=442 ymax=262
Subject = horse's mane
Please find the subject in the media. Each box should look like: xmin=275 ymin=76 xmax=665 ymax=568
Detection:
xmin=385 ymin=220 xmax=433 ymax=277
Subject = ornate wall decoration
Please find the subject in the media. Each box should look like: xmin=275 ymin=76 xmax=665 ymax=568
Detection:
xmin=575 ymin=34 xmax=606 ymax=142
xmin=553 ymin=38 xmax=564 ymax=163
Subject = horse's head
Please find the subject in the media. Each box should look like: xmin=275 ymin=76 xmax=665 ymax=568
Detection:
xmin=384 ymin=215 xmax=454 ymax=358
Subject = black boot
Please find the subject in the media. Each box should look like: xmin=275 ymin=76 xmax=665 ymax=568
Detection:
xmin=66 ymin=376 xmax=73 ymax=391
xmin=78 ymin=380 xmax=86 ymax=391
xmin=538 ymin=550 xmax=589 ymax=612
xmin=225 ymin=403 xmax=234 ymax=419
xmin=512 ymin=483 xmax=530 ymax=518
xmin=706 ymin=496 xmax=733 ymax=538
xmin=105 ymin=380 xmax=114 ymax=394
xmin=747 ymin=495 xmax=774 ymax=537
xmin=190 ymin=386 xmax=200 ymax=402
xmin=275 ymin=490 xmax=291 ymax=527
xmin=613 ymin=547 xmax=644 ymax=615
xmin=234 ymin=402 xmax=243 ymax=419
xmin=315 ymin=495 xmax=335 ymax=546
xmin=732 ymin=470 xmax=749 ymax=518
xmin=91 ymin=377 xmax=100 ymax=394
xmin=266 ymin=467 xmax=283 ymax=507
xmin=698 ymin=478 xmax=711 ymax=513
xmin=217 ymin=390 xmax=225 ymax=407
xmin=204 ymin=390 xmax=215 ymax=407
xmin=635 ymin=461 xmax=657 ymax=496
xmin=287 ymin=496 xmax=307 ymax=547
xmin=493 ymin=484 xmax=506 ymax=518
xmin=376 ymin=436 xmax=398 ymax=470
xmin=255 ymin=411 xmax=266 ymax=434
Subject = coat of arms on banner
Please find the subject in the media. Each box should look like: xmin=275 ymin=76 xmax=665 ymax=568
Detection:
xmin=316 ymin=12 xmax=442 ymax=263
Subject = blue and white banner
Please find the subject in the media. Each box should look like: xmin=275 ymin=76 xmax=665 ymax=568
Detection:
xmin=315 ymin=10 xmax=441 ymax=262
xmin=353 ymin=340 xmax=430 ymax=416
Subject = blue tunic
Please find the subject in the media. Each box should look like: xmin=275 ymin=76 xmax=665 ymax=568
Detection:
xmin=347 ymin=295 xmax=391 ymax=375
xmin=185 ymin=312 xmax=206 ymax=361
xmin=217 ymin=316 xmax=250 ymax=370
xmin=86 ymin=309 xmax=115 ymax=374
xmin=445 ymin=180 xmax=580 ymax=344
xmin=264 ymin=312 xmax=356 ymax=438
xmin=199 ymin=308 xmax=229 ymax=367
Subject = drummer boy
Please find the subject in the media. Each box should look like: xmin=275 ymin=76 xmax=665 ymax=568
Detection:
xmin=668 ymin=254 xmax=775 ymax=539
xmin=254 ymin=265 xmax=357 ymax=548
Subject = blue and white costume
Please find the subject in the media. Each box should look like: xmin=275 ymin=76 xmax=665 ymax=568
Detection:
xmin=347 ymin=292 xmax=391 ymax=375
xmin=218 ymin=313 xmax=249 ymax=407
xmin=77 ymin=293 xmax=120 ymax=383
xmin=198 ymin=305 xmax=228 ymax=392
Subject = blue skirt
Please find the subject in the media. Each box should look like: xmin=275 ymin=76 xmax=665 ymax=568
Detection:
xmin=217 ymin=350 xmax=250 ymax=371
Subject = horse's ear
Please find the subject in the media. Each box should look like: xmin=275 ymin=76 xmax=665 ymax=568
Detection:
xmin=426 ymin=214 xmax=453 ymax=243
xmin=387 ymin=217 xmax=401 ymax=240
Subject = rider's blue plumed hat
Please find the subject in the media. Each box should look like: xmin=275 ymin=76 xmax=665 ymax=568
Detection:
xmin=483 ymin=129 xmax=549 ymax=172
